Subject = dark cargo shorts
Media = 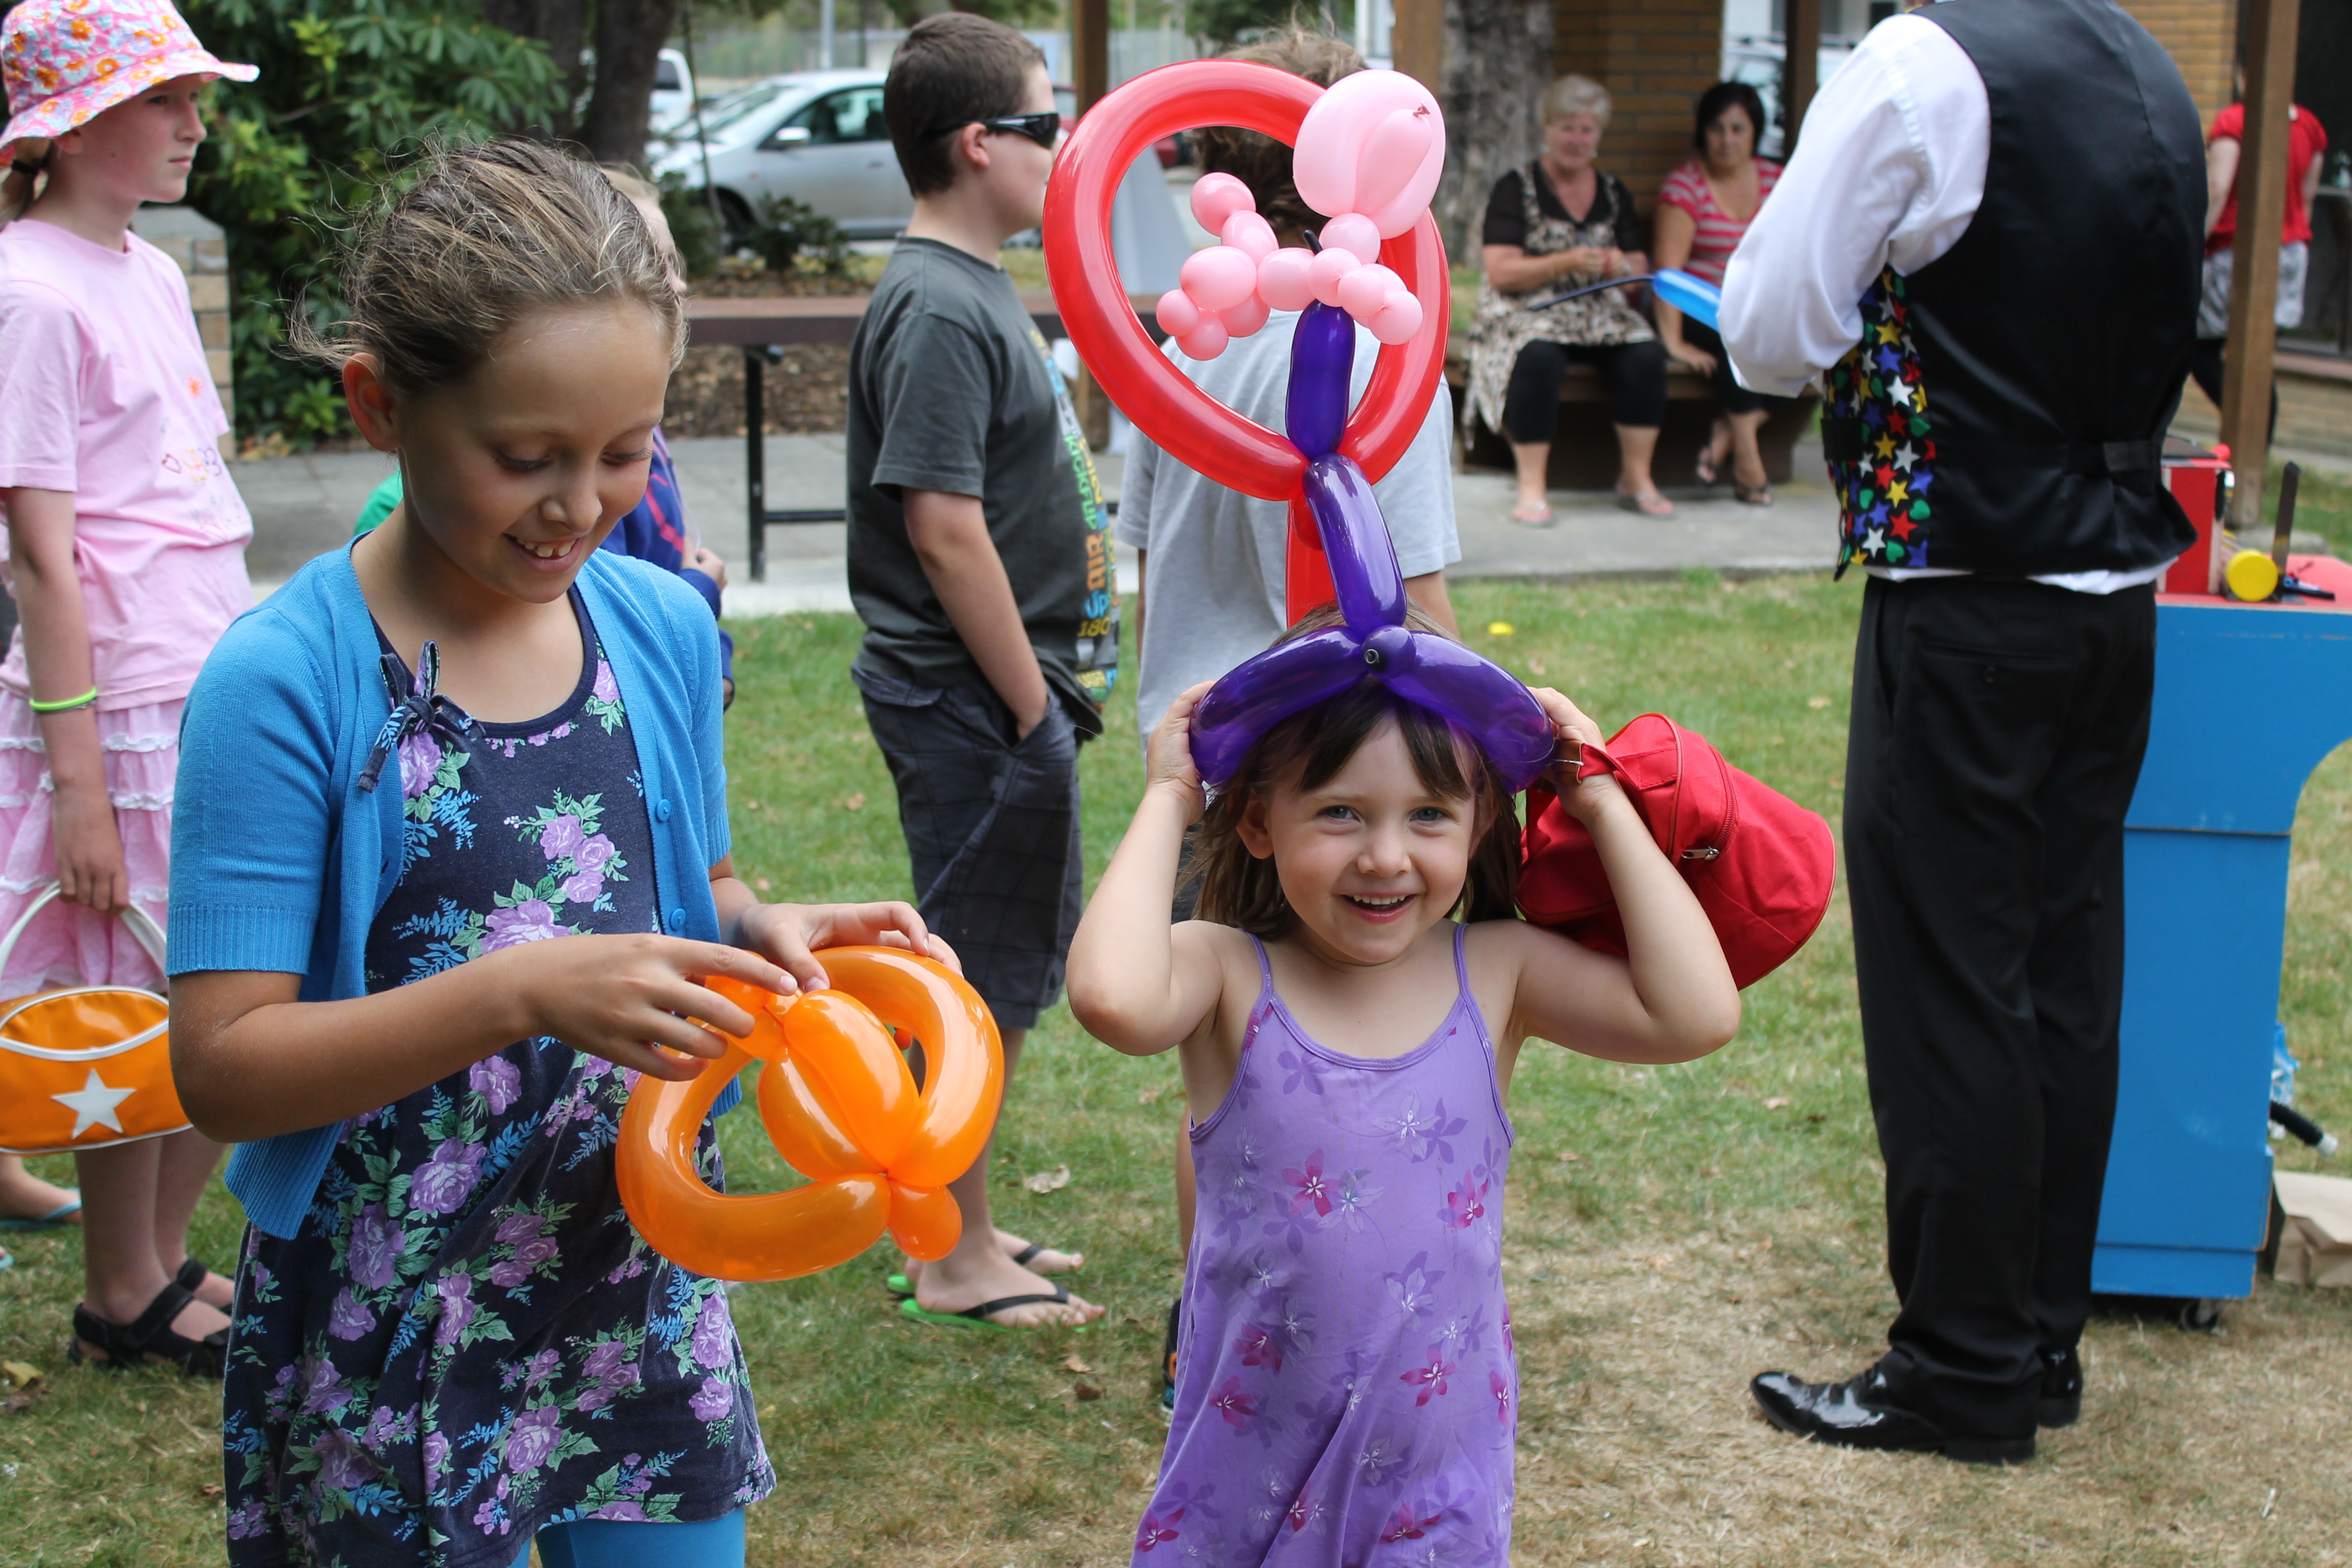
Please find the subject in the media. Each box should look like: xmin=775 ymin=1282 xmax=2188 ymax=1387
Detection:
xmin=854 ymin=668 xmax=1084 ymax=1031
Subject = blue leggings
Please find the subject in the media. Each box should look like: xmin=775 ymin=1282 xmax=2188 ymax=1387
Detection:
xmin=503 ymin=1510 xmax=744 ymax=1567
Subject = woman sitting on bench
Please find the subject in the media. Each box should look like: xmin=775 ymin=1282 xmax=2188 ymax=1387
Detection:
xmin=1656 ymin=79 xmax=1788 ymax=507
xmin=1464 ymin=73 xmax=1672 ymax=526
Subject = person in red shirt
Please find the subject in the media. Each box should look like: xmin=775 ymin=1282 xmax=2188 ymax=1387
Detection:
xmin=1655 ymin=80 xmax=1787 ymax=504
xmin=2190 ymin=71 xmax=2327 ymax=434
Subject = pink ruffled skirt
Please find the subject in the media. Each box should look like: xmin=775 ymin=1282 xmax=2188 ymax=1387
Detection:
xmin=0 ymin=690 xmax=179 ymax=1000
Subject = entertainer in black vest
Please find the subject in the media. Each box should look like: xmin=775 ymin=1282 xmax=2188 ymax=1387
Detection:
xmin=1717 ymin=0 xmax=2203 ymax=1463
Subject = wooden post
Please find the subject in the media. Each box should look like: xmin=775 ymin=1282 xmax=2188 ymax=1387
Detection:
xmin=1783 ymin=0 xmax=1823 ymax=149
xmin=1391 ymin=0 xmax=1442 ymax=94
xmin=1068 ymin=0 xmax=1114 ymax=448
xmin=1070 ymin=0 xmax=1109 ymax=114
xmin=2221 ymin=0 xmax=2302 ymax=533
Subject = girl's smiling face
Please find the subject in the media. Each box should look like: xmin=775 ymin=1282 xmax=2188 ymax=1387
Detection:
xmin=349 ymin=301 xmax=673 ymax=603
xmin=1238 ymin=716 xmax=1482 ymax=970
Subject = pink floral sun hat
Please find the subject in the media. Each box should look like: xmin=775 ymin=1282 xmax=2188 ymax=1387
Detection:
xmin=2 ymin=0 xmax=257 ymax=168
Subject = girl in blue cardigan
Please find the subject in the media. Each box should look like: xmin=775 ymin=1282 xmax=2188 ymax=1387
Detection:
xmin=166 ymin=140 xmax=944 ymax=1568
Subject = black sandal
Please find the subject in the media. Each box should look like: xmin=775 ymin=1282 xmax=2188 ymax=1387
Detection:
xmin=897 ymin=1282 xmax=1086 ymax=1331
xmin=68 ymin=1280 xmax=229 ymax=1378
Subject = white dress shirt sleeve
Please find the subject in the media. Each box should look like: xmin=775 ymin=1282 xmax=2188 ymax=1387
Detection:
xmin=1720 ymin=12 xmax=1992 ymax=395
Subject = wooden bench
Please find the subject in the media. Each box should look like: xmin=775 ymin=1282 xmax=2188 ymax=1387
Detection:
xmin=1446 ymin=336 xmax=1819 ymax=492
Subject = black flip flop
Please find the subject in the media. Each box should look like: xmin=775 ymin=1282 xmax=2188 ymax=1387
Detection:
xmin=899 ymin=1283 xmax=1086 ymax=1331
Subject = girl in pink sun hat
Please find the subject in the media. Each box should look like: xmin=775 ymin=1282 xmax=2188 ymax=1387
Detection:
xmin=0 ymin=0 xmax=256 ymax=1378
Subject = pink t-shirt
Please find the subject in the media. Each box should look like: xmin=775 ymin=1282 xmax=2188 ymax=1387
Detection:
xmin=0 ymin=219 xmax=253 ymax=711
xmin=1657 ymin=158 xmax=1783 ymax=288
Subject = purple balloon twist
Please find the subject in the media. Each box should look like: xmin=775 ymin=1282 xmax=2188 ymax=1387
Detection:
xmin=1191 ymin=304 xmax=1558 ymax=793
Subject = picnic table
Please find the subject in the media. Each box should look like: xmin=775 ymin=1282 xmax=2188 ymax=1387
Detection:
xmin=685 ymin=292 xmax=1160 ymax=580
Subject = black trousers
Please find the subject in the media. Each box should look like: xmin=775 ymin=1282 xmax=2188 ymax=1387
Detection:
xmin=1684 ymin=320 xmax=1785 ymax=418
xmin=1502 ymin=337 xmax=1668 ymax=442
xmin=1844 ymin=575 xmax=2157 ymax=1438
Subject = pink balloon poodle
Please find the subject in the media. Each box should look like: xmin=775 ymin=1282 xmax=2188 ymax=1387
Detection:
xmin=1153 ymin=70 xmax=1444 ymax=360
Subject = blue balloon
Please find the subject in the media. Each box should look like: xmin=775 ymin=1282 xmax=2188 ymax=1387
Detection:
xmin=1648 ymin=268 xmax=1721 ymax=329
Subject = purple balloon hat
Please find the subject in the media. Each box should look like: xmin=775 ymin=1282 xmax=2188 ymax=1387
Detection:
xmin=1189 ymin=296 xmax=1558 ymax=793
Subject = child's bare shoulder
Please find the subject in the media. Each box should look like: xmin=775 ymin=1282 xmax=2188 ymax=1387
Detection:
xmin=1173 ymin=918 xmax=1261 ymax=970
xmin=1461 ymin=916 xmax=1609 ymax=992
xmin=1461 ymin=915 xmax=1575 ymax=961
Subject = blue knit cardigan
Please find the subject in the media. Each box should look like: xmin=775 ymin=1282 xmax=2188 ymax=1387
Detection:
xmin=168 ymin=544 xmax=737 ymax=1239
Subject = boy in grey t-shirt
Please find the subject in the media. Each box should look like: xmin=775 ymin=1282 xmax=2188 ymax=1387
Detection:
xmin=847 ymin=13 xmax=1110 ymax=1331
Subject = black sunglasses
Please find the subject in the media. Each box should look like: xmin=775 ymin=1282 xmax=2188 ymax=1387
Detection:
xmin=927 ymin=111 xmax=1061 ymax=150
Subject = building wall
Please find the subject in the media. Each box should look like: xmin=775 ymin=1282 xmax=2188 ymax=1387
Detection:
xmin=126 ymin=205 xmax=235 ymax=438
xmin=1553 ymin=0 xmax=1724 ymax=208
xmin=2121 ymin=0 xmax=2240 ymax=123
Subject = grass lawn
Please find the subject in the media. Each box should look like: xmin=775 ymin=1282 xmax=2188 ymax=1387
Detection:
xmin=3 ymin=574 xmax=2349 ymax=1566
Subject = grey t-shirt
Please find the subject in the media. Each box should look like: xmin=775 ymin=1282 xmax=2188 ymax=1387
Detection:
xmin=1117 ymin=311 xmax=1460 ymax=739
xmin=847 ymin=238 xmax=1118 ymax=729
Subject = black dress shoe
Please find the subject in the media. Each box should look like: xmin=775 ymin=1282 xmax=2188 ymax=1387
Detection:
xmin=2038 ymin=1346 xmax=2082 ymax=1428
xmin=1750 ymin=1364 xmax=2034 ymax=1466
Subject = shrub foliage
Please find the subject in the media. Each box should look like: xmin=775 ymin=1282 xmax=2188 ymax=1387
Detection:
xmin=183 ymin=0 xmax=565 ymax=441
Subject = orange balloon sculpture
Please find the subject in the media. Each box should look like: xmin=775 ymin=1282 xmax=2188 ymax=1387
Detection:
xmin=616 ymin=947 xmax=1003 ymax=1281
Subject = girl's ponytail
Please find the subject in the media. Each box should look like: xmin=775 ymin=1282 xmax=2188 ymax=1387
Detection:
xmin=0 ymin=143 xmax=47 ymax=229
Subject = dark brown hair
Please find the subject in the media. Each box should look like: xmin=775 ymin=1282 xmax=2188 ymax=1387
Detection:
xmin=1693 ymin=80 xmax=1768 ymax=154
xmin=884 ymin=13 xmax=1048 ymax=198
xmin=1190 ymin=607 xmax=1524 ymax=938
xmin=1196 ymin=26 xmax=1364 ymax=241
xmin=292 ymin=139 xmax=684 ymax=401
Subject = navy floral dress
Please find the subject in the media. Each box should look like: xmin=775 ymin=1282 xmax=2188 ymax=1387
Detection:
xmin=222 ymin=595 xmax=772 ymax=1567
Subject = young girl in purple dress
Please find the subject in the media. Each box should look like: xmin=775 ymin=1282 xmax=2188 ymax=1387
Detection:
xmin=1069 ymin=634 xmax=1740 ymax=1566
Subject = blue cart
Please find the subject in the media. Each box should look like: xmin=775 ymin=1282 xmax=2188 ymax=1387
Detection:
xmin=2094 ymin=570 xmax=2352 ymax=1309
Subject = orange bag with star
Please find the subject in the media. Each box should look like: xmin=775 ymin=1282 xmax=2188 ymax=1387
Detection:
xmin=0 ymin=883 xmax=186 ymax=1157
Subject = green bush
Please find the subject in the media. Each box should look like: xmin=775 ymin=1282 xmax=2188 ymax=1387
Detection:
xmin=183 ymin=0 xmax=565 ymax=443
xmin=748 ymin=193 xmax=851 ymax=280
xmin=657 ymin=170 xmax=725 ymax=282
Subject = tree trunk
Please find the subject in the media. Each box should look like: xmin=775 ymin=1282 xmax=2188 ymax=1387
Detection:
xmin=478 ymin=0 xmax=590 ymax=140
xmin=1434 ymin=0 xmax=1553 ymax=260
xmin=581 ymin=0 xmax=687 ymax=165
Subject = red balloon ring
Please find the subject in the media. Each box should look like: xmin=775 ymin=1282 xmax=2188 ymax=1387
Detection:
xmin=1043 ymin=60 xmax=1451 ymax=506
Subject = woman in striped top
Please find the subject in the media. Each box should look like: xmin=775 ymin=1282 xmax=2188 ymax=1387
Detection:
xmin=1655 ymin=80 xmax=1785 ymax=504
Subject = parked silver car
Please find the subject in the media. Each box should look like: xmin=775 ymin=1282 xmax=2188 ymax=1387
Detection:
xmin=649 ymin=70 xmax=910 ymax=241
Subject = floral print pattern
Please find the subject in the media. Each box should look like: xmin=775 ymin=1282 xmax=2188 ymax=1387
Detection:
xmin=225 ymin=602 xmax=771 ymax=1566
xmin=1136 ymin=928 xmax=1516 ymax=1565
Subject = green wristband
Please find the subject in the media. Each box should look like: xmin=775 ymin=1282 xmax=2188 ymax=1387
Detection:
xmin=28 ymin=687 xmax=99 ymax=714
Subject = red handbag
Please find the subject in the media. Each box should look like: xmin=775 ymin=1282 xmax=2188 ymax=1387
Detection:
xmin=1518 ymin=714 xmax=1835 ymax=989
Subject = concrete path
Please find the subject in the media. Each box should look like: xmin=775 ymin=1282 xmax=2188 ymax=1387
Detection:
xmin=234 ymin=431 xmax=1843 ymax=613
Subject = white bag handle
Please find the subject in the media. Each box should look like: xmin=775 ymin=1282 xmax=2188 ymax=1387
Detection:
xmin=0 ymin=879 xmax=167 ymax=982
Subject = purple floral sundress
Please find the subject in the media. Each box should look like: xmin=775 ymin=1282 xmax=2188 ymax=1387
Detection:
xmin=1136 ymin=926 xmax=1517 ymax=1566
xmin=221 ymin=594 xmax=773 ymax=1566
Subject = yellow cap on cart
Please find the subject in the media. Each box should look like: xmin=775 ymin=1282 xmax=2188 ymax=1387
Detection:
xmin=2225 ymin=548 xmax=2282 ymax=602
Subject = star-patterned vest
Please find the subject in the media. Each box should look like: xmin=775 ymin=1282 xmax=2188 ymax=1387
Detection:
xmin=1824 ymin=0 xmax=2204 ymax=578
